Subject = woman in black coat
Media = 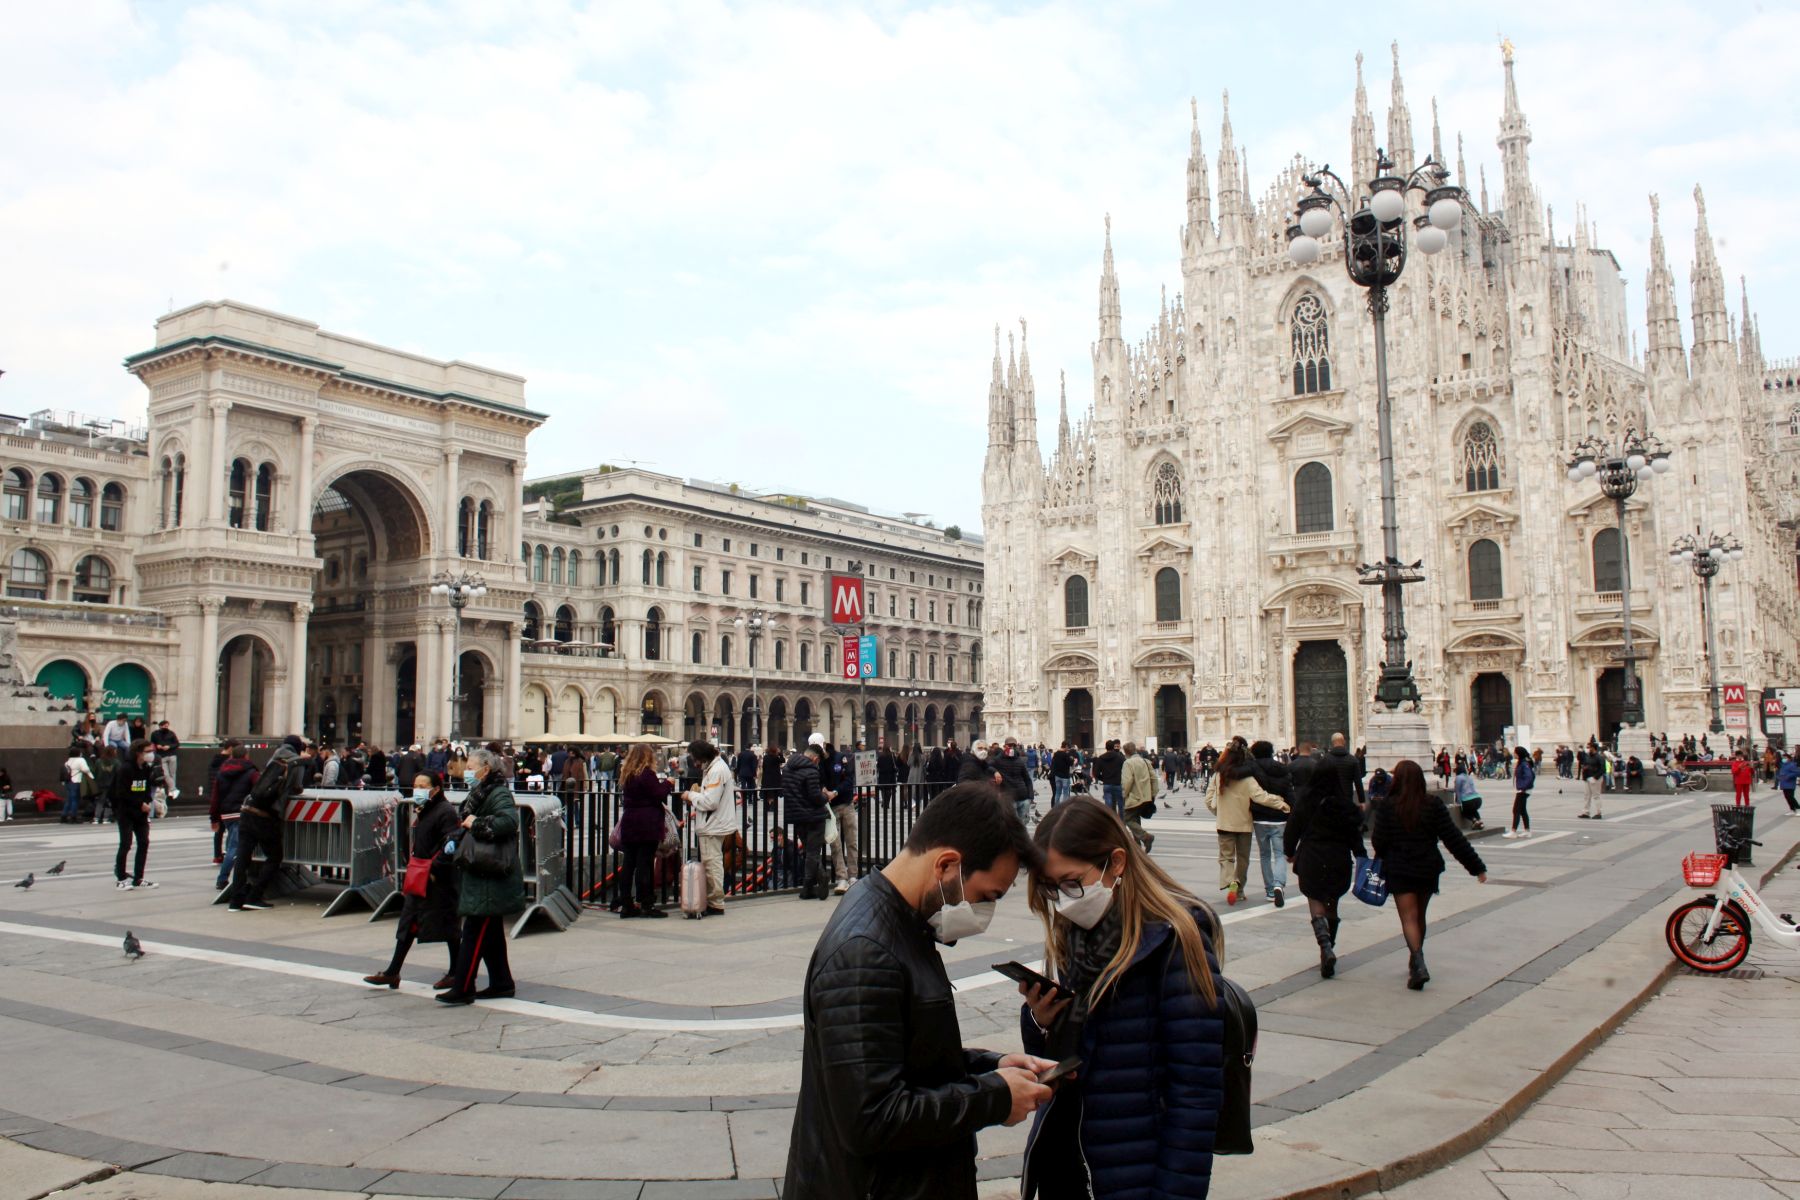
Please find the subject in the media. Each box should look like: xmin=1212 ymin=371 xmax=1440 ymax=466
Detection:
xmin=1371 ymin=760 xmax=1487 ymax=990
xmin=1283 ymin=750 xmax=1367 ymax=979
xmin=616 ymin=744 xmax=673 ymax=919
xmin=365 ymin=772 xmax=461 ymax=989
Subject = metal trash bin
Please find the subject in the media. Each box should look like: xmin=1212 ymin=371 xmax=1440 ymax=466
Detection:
xmin=1711 ymin=803 xmax=1756 ymax=866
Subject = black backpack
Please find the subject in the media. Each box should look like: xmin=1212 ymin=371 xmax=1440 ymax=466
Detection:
xmin=250 ymin=757 xmax=293 ymax=808
xmin=1213 ymin=974 xmax=1258 ymax=1155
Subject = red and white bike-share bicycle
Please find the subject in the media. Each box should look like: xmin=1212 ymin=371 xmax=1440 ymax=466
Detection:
xmin=1665 ymin=830 xmax=1800 ymax=973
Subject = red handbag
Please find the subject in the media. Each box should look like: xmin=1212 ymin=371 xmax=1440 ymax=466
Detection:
xmin=402 ymin=854 xmax=435 ymax=898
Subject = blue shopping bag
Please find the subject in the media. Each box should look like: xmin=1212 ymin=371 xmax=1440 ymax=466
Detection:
xmin=1352 ymin=856 xmax=1389 ymax=907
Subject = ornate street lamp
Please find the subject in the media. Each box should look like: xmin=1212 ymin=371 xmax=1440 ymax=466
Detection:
xmin=428 ymin=571 xmax=487 ymax=741
xmin=1668 ymin=531 xmax=1744 ymax=735
xmin=733 ymin=608 xmax=766 ymax=748
xmin=900 ymin=688 xmax=927 ymax=748
xmin=1567 ymin=428 xmax=1672 ymax=740
xmin=1287 ymin=150 xmax=1464 ymax=714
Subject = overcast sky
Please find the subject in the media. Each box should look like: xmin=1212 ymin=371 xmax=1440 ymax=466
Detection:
xmin=3 ymin=1 xmax=1793 ymax=532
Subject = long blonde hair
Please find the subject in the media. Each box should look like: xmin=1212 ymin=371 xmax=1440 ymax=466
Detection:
xmin=620 ymin=744 xmax=658 ymax=778
xmin=1028 ymin=797 xmax=1220 ymax=1009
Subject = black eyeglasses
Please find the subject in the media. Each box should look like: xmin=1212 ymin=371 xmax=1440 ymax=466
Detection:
xmin=1035 ymin=862 xmax=1108 ymax=903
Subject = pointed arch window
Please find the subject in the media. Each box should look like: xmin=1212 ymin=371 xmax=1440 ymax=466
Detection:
xmin=1592 ymin=528 xmax=1628 ymax=593
xmin=1291 ymin=293 xmax=1332 ymax=394
xmin=1294 ymin=462 xmax=1334 ymax=533
xmin=1462 ymin=421 xmax=1502 ymax=492
xmin=1152 ymin=461 xmax=1183 ymax=525
xmin=1468 ymin=538 xmax=1503 ymax=600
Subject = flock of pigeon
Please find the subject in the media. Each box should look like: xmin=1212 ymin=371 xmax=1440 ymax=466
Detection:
xmin=10 ymin=859 xmax=146 ymax=960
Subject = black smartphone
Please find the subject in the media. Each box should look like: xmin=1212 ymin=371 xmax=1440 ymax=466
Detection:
xmin=991 ymin=960 xmax=1072 ymax=997
xmin=1038 ymin=1056 xmax=1083 ymax=1087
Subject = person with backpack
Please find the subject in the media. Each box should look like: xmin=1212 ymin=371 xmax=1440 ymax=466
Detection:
xmin=685 ymin=740 xmax=738 ymax=917
xmin=61 ymin=744 xmax=94 ymax=824
xmin=1016 ymin=796 xmax=1227 ymax=1198
xmin=212 ymin=743 xmax=258 ymax=890
xmin=1506 ymin=746 xmax=1538 ymax=838
xmin=226 ymin=737 xmax=307 ymax=911
xmin=596 ymin=748 xmax=619 ymax=792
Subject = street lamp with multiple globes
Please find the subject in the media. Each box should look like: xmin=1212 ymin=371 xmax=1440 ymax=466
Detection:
xmin=428 ymin=571 xmax=487 ymax=741
xmin=899 ymin=688 xmax=927 ymax=750
xmin=1566 ymin=429 xmax=1672 ymax=747
xmin=1286 ymin=150 xmax=1464 ymax=728
xmin=733 ymin=608 xmax=766 ymax=749
xmin=1668 ymin=531 xmax=1744 ymax=735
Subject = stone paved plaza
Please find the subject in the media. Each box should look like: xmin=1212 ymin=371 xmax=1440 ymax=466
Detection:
xmin=0 ymin=776 xmax=1795 ymax=1198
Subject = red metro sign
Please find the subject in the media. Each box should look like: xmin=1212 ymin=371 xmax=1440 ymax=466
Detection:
xmin=830 ymin=574 xmax=864 ymax=624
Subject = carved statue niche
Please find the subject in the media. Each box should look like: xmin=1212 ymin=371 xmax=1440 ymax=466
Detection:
xmin=1292 ymin=590 xmax=1342 ymax=623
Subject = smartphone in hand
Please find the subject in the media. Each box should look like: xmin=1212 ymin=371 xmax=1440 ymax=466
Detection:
xmin=1038 ymin=1056 xmax=1083 ymax=1087
xmin=992 ymin=960 xmax=1073 ymax=997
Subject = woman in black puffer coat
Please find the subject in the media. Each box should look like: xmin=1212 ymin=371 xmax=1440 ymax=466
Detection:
xmin=364 ymin=772 xmax=460 ymax=990
xmin=1371 ymin=760 xmax=1487 ymax=991
xmin=1016 ymin=797 xmax=1226 ymax=1199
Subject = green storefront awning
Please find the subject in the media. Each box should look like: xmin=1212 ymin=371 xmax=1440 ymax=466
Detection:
xmin=99 ymin=663 xmax=153 ymax=720
xmin=34 ymin=660 xmax=88 ymax=707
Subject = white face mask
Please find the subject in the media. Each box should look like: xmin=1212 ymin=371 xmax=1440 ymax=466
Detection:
xmin=1054 ymin=869 xmax=1118 ymax=930
xmin=928 ymin=867 xmax=996 ymax=944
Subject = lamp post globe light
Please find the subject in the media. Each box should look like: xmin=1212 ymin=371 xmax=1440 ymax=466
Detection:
xmin=734 ymin=609 xmax=766 ymax=748
xmin=429 ymin=571 xmax=487 ymax=742
xmin=900 ymin=688 xmax=927 ymax=748
xmin=1668 ymin=532 xmax=1743 ymax=736
xmin=1566 ymin=428 xmax=1671 ymax=755
xmin=1286 ymin=148 xmax=1463 ymax=763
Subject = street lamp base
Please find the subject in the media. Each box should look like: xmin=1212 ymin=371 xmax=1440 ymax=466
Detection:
xmin=1616 ymin=725 xmax=1656 ymax=762
xmin=1362 ymin=708 xmax=1433 ymax=773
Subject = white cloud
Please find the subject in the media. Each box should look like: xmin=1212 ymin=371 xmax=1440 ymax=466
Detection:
xmin=0 ymin=1 xmax=1792 ymax=531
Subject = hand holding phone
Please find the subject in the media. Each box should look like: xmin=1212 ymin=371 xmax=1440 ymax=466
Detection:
xmin=1037 ymin=1056 xmax=1082 ymax=1088
xmin=991 ymin=961 xmax=1071 ymax=996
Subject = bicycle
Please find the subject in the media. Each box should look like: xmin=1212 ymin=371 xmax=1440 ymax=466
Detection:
xmin=1664 ymin=831 xmax=1799 ymax=972
xmin=1671 ymin=771 xmax=1709 ymax=793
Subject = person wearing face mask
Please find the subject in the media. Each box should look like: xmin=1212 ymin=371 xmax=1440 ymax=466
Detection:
xmin=438 ymin=747 xmax=526 ymax=1003
xmin=782 ymin=734 xmax=832 ymax=900
xmin=1017 ymin=796 xmax=1227 ymax=1199
xmin=784 ymin=785 xmax=1053 ymax=1200
xmin=365 ymin=773 xmax=462 ymax=989
xmin=109 ymin=739 xmax=162 ymax=889
xmin=226 ymin=737 xmax=308 ymax=911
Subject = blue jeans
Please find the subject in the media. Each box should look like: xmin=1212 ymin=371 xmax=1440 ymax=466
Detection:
xmin=1253 ymin=823 xmax=1287 ymax=896
xmin=1102 ymin=784 xmax=1124 ymax=816
xmin=1051 ymin=776 xmax=1071 ymax=806
xmin=216 ymin=821 xmax=240 ymax=888
xmin=1015 ymin=795 xmax=1032 ymax=825
xmin=63 ymin=783 xmax=82 ymax=819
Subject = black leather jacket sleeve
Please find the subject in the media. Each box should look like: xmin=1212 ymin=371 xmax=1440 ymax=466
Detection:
xmin=811 ymin=936 xmax=1011 ymax=1155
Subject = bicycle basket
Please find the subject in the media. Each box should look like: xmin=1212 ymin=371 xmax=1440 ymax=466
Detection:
xmin=1681 ymin=852 xmax=1729 ymax=887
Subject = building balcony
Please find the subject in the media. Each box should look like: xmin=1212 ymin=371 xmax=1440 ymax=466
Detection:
xmin=1574 ymin=590 xmax=1654 ymax=620
xmin=1266 ymin=527 xmax=1361 ymax=569
xmin=1451 ymin=596 xmax=1522 ymax=624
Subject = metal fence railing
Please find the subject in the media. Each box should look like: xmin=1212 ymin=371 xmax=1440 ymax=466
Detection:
xmin=561 ymin=782 xmax=938 ymax=909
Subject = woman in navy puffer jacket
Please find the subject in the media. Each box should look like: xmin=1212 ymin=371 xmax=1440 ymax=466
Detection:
xmin=1016 ymin=797 xmax=1226 ymax=1199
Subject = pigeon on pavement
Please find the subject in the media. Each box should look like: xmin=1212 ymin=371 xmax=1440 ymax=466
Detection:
xmin=46 ymin=861 xmax=66 ymax=876
xmin=13 ymin=873 xmax=32 ymax=889
xmin=123 ymin=931 xmax=144 ymax=960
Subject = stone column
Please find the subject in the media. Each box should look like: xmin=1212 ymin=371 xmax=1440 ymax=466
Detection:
xmin=363 ymin=631 xmax=389 ymax=746
xmin=289 ymin=602 xmax=311 ymax=735
xmin=438 ymin=616 xmax=457 ymax=741
xmin=197 ymin=596 xmax=224 ymax=738
xmin=443 ymin=449 xmax=461 ymax=559
xmin=295 ymin=417 xmax=315 ymax=534
xmin=416 ymin=622 xmax=442 ymax=743
xmin=505 ymin=622 xmax=524 ymax=739
xmin=205 ymin=399 xmax=230 ymax=525
xmin=509 ymin=461 xmax=525 ymax=561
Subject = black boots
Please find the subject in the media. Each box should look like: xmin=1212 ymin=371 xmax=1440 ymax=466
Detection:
xmin=1407 ymin=949 xmax=1430 ymax=990
xmin=1311 ymin=916 xmax=1337 ymax=979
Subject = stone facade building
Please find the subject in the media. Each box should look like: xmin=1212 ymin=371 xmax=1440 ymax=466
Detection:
xmin=2 ymin=300 xmax=982 ymax=751
xmin=981 ymin=47 xmax=1798 ymax=753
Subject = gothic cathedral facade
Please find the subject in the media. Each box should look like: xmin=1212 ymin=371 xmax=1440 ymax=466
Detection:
xmin=981 ymin=47 xmax=1799 ymax=753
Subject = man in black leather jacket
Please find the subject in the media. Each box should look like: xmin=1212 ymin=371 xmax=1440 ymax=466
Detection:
xmin=782 ymin=786 xmax=1053 ymax=1199
xmin=992 ymin=737 xmax=1033 ymax=823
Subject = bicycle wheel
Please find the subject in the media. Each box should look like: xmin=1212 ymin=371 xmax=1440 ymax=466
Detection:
xmin=1692 ymin=774 xmax=1709 ymax=792
xmin=1666 ymin=899 xmax=1750 ymax=972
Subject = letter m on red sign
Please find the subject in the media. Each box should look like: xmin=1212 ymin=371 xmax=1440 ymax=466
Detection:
xmin=1723 ymin=683 xmax=1747 ymax=706
xmin=830 ymin=574 xmax=864 ymax=624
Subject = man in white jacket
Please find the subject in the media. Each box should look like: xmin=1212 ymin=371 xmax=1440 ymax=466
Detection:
xmin=686 ymin=740 xmax=740 ymax=917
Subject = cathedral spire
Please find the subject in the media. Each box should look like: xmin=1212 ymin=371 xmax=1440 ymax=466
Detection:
xmin=986 ymin=324 xmax=1010 ymax=453
xmin=1014 ymin=319 xmax=1038 ymax=461
xmin=1351 ymin=51 xmax=1377 ymax=190
xmin=1740 ymin=276 xmax=1762 ymax=368
xmin=1057 ymin=370 xmax=1071 ymax=455
xmin=1431 ymin=96 xmax=1444 ymax=167
xmin=1216 ymin=91 xmax=1248 ymax=241
xmin=1644 ymin=194 xmax=1687 ymax=379
xmin=1185 ymin=96 xmax=1211 ymax=247
xmin=1496 ymin=38 xmax=1540 ymax=246
xmin=1387 ymin=41 xmax=1414 ymax=170
xmin=1690 ymin=184 xmax=1730 ymax=364
xmin=1099 ymin=214 xmax=1122 ymax=343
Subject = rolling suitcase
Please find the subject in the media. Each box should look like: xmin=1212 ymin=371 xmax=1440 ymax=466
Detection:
xmin=680 ymin=853 xmax=708 ymax=919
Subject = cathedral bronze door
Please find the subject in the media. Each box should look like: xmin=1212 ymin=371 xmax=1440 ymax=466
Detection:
xmin=1154 ymin=684 xmax=1189 ymax=749
xmin=1063 ymin=688 xmax=1094 ymax=751
xmin=1596 ymin=668 xmax=1625 ymax=746
xmin=1471 ymin=672 xmax=1514 ymax=748
xmin=1293 ymin=641 xmax=1349 ymax=750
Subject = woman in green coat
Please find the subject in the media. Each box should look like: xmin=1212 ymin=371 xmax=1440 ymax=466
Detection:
xmin=437 ymin=746 xmax=527 ymax=1005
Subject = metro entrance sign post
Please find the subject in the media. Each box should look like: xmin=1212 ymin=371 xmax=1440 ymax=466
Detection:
xmin=833 ymin=568 xmax=872 ymax=745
